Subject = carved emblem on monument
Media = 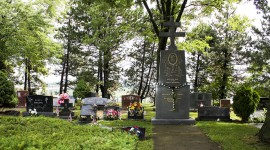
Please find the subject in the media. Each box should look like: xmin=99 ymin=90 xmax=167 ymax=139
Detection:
xmin=164 ymin=53 xmax=182 ymax=77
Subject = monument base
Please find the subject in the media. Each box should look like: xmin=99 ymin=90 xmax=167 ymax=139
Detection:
xmin=22 ymin=112 xmax=56 ymax=117
xmin=151 ymin=118 xmax=195 ymax=125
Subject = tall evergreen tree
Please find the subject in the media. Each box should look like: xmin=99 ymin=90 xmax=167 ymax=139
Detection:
xmin=250 ymin=0 xmax=270 ymax=143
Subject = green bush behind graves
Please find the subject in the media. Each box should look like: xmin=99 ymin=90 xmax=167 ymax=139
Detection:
xmin=232 ymin=86 xmax=260 ymax=122
xmin=0 ymin=71 xmax=17 ymax=108
xmin=0 ymin=116 xmax=137 ymax=150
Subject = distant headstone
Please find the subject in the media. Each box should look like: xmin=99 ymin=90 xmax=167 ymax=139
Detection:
xmin=152 ymin=16 xmax=195 ymax=125
xmin=86 ymin=92 xmax=97 ymax=97
xmin=82 ymin=97 xmax=108 ymax=110
xmin=59 ymin=99 xmax=74 ymax=117
xmin=121 ymin=95 xmax=140 ymax=109
xmin=79 ymin=104 xmax=97 ymax=123
xmin=257 ymin=97 xmax=269 ymax=110
xmin=23 ymin=95 xmax=54 ymax=116
xmin=17 ymin=91 xmax=29 ymax=107
xmin=190 ymin=92 xmax=212 ymax=110
xmin=196 ymin=106 xmax=231 ymax=121
xmin=220 ymin=99 xmax=230 ymax=108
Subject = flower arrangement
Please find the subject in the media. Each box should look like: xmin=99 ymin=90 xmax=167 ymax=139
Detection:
xmin=128 ymin=101 xmax=144 ymax=116
xmin=104 ymin=109 xmax=120 ymax=120
xmin=58 ymin=93 xmax=69 ymax=104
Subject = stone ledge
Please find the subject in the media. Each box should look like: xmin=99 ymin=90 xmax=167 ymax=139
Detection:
xmin=151 ymin=118 xmax=196 ymax=125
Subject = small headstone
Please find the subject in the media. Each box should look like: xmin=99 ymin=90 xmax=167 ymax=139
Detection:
xmin=82 ymin=97 xmax=108 ymax=110
xmin=121 ymin=95 xmax=140 ymax=109
xmin=59 ymin=99 xmax=75 ymax=119
xmin=79 ymin=101 xmax=97 ymax=123
xmin=17 ymin=91 xmax=29 ymax=107
xmin=23 ymin=95 xmax=54 ymax=116
xmin=220 ymin=99 xmax=230 ymax=108
xmin=257 ymin=97 xmax=269 ymax=110
xmin=196 ymin=106 xmax=231 ymax=121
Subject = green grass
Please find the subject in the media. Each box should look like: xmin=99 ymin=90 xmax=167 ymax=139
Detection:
xmin=2 ymin=104 xmax=269 ymax=150
xmin=196 ymin=121 xmax=269 ymax=150
xmin=0 ymin=116 xmax=137 ymax=150
xmin=98 ymin=103 xmax=154 ymax=150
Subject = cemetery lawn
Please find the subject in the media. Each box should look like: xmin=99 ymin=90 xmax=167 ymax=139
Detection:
xmin=99 ymin=103 xmax=154 ymax=150
xmin=0 ymin=116 xmax=138 ymax=150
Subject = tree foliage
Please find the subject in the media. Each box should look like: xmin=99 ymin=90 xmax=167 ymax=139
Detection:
xmin=250 ymin=0 xmax=270 ymax=143
xmin=73 ymin=79 xmax=92 ymax=99
xmin=0 ymin=0 xmax=61 ymax=93
xmin=56 ymin=0 xmax=137 ymax=97
xmin=0 ymin=71 xmax=17 ymax=108
xmin=184 ymin=0 xmax=250 ymax=99
xmin=139 ymin=0 xmax=224 ymax=80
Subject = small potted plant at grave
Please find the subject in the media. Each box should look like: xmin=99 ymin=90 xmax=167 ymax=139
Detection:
xmin=128 ymin=101 xmax=144 ymax=119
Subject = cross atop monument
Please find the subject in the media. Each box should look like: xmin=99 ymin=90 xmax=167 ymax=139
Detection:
xmin=159 ymin=16 xmax=186 ymax=51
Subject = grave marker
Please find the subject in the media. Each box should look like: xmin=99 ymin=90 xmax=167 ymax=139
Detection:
xmin=23 ymin=95 xmax=55 ymax=116
xmin=152 ymin=16 xmax=195 ymax=125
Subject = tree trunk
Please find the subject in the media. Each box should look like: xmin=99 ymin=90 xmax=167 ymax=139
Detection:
xmin=64 ymin=18 xmax=71 ymax=93
xmin=219 ymin=48 xmax=229 ymax=99
xmin=59 ymin=58 xmax=66 ymax=94
xmin=259 ymin=102 xmax=270 ymax=143
xmin=138 ymin=41 xmax=146 ymax=96
xmin=27 ymin=59 xmax=31 ymax=94
xmin=194 ymin=52 xmax=201 ymax=92
xmin=24 ymin=58 xmax=28 ymax=90
xmin=102 ymin=48 xmax=110 ymax=98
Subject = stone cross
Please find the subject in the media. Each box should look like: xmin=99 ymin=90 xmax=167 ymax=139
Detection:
xmin=159 ymin=16 xmax=186 ymax=51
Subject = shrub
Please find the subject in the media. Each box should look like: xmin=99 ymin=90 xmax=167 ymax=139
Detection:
xmin=232 ymin=86 xmax=260 ymax=122
xmin=73 ymin=79 xmax=91 ymax=99
xmin=0 ymin=71 xmax=17 ymax=108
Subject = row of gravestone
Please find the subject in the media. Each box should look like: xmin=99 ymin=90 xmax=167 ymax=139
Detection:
xmin=21 ymin=94 xmax=227 ymax=121
xmin=21 ymin=95 xmax=145 ymax=122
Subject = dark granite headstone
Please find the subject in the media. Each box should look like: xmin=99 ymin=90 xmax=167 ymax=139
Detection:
xmin=26 ymin=95 xmax=53 ymax=112
xmin=152 ymin=16 xmax=195 ymax=125
xmin=257 ymin=97 xmax=269 ymax=110
xmin=154 ymin=85 xmax=190 ymax=119
xmin=23 ymin=95 xmax=54 ymax=116
xmin=196 ymin=106 xmax=231 ymax=121
xmin=190 ymin=92 xmax=212 ymax=110
xmin=59 ymin=99 xmax=74 ymax=116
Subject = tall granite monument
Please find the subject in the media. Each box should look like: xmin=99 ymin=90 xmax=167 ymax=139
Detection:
xmin=152 ymin=17 xmax=195 ymax=125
